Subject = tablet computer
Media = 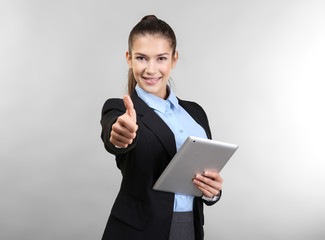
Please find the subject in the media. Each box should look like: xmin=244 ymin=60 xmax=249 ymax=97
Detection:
xmin=153 ymin=136 xmax=238 ymax=197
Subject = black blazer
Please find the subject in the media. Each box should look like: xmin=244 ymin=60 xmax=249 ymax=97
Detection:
xmin=100 ymin=90 xmax=219 ymax=240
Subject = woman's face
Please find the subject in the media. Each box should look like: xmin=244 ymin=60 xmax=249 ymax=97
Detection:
xmin=126 ymin=34 xmax=178 ymax=99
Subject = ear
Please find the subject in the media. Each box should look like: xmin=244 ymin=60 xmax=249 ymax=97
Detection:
xmin=171 ymin=51 xmax=178 ymax=69
xmin=126 ymin=51 xmax=132 ymax=68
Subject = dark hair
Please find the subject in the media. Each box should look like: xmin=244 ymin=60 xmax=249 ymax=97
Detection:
xmin=127 ymin=15 xmax=177 ymax=95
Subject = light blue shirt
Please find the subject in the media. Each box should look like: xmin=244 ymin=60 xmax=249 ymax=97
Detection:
xmin=135 ymin=85 xmax=208 ymax=212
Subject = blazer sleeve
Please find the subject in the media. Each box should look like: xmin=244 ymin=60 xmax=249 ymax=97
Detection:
xmin=100 ymin=98 xmax=137 ymax=156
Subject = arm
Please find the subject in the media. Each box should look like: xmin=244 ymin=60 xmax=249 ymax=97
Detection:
xmin=100 ymin=96 xmax=138 ymax=155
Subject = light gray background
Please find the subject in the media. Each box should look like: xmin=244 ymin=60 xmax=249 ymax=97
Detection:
xmin=1 ymin=0 xmax=324 ymax=239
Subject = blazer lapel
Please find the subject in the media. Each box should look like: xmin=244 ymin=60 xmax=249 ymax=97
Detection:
xmin=179 ymin=99 xmax=212 ymax=139
xmin=131 ymin=91 xmax=177 ymax=159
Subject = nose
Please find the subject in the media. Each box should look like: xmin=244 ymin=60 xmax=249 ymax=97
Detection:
xmin=145 ymin=60 xmax=157 ymax=75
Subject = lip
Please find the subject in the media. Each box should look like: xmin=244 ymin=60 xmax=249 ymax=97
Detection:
xmin=142 ymin=77 xmax=162 ymax=85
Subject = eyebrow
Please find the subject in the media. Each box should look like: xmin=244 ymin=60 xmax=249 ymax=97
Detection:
xmin=134 ymin=52 xmax=170 ymax=56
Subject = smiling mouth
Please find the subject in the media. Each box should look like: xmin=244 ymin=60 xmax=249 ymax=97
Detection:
xmin=142 ymin=77 xmax=162 ymax=85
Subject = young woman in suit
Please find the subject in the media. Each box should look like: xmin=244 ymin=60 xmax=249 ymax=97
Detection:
xmin=100 ymin=15 xmax=223 ymax=240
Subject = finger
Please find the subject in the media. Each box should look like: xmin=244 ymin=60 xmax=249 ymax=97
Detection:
xmin=112 ymin=125 xmax=137 ymax=140
xmin=203 ymin=171 xmax=223 ymax=184
xmin=193 ymin=177 xmax=221 ymax=193
xmin=193 ymin=179 xmax=220 ymax=197
xmin=194 ymin=174 xmax=222 ymax=191
xmin=110 ymin=130 xmax=134 ymax=145
xmin=197 ymin=186 xmax=215 ymax=198
xmin=123 ymin=95 xmax=136 ymax=122
xmin=195 ymin=174 xmax=218 ymax=188
xmin=112 ymin=117 xmax=138 ymax=138
xmin=117 ymin=115 xmax=138 ymax=133
xmin=109 ymin=136 xmax=128 ymax=148
xmin=196 ymin=185 xmax=218 ymax=198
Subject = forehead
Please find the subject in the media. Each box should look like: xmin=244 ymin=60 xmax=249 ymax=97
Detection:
xmin=131 ymin=34 xmax=173 ymax=54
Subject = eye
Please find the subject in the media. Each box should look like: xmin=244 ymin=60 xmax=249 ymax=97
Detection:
xmin=136 ymin=56 xmax=146 ymax=61
xmin=158 ymin=57 xmax=167 ymax=61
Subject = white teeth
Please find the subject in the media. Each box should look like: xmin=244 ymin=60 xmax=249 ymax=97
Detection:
xmin=144 ymin=77 xmax=160 ymax=81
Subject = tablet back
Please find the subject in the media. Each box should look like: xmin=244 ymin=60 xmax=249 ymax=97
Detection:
xmin=153 ymin=136 xmax=238 ymax=197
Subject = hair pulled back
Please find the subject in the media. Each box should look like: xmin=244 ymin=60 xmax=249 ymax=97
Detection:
xmin=127 ymin=15 xmax=177 ymax=95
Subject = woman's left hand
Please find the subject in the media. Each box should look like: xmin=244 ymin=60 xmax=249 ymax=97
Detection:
xmin=192 ymin=171 xmax=223 ymax=198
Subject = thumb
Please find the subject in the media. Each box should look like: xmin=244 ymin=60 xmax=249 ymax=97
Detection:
xmin=123 ymin=95 xmax=136 ymax=122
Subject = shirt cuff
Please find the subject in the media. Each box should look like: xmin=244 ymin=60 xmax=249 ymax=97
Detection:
xmin=202 ymin=195 xmax=219 ymax=202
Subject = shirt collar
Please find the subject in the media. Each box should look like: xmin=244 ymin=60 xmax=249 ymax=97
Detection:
xmin=135 ymin=84 xmax=179 ymax=113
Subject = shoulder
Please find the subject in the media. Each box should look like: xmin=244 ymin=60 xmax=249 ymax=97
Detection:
xmin=178 ymin=98 xmax=207 ymax=116
xmin=101 ymin=98 xmax=125 ymax=115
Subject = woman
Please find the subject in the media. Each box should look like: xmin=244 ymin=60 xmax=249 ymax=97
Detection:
xmin=100 ymin=15 xmax=223 ymax=240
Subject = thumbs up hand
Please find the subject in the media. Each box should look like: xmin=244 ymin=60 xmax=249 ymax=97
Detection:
xmin=110 ymin=95 xmax=138 ymax=148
